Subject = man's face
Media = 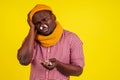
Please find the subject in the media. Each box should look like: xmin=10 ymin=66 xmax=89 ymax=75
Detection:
xmin=32 ymin=10 xmax=56 ymax=36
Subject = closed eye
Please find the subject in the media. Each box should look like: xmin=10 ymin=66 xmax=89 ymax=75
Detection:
xmin=42 ymin=18 xmax=48 ymax=22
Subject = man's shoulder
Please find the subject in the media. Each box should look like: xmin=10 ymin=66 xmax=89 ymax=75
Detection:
xmin=62 ymin=29 xmax=81 ymax=42
xmin=62 ymin=29 xmax=78 ymax=37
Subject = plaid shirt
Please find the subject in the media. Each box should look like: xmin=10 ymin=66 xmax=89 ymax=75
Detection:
xmin=30 ymin=30 xmax=84 ymax=80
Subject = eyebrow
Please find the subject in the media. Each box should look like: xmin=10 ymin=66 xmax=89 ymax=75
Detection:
xmin=34 ymin=21 xmax=41 ymax=25
xmin=34 ymin=17 xmax=49 ymax=25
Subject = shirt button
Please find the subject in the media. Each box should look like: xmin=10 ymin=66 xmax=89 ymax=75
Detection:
xmin=46 ymin=71 xmax=48 ymax=75
xmin=46 ymin=71 xmax=49 ymax=79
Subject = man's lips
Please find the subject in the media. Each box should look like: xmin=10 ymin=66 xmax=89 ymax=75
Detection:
xmin=39 ymin=24 xmax=49 ymax=32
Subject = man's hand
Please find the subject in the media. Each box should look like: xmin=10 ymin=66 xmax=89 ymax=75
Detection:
xmin=40 ymin=58 xmax=83 ymax=76
xmin=27 ymin=12 xmax=35 ymax=29
xmin=41 ymin=58 xmax=59 ymax=70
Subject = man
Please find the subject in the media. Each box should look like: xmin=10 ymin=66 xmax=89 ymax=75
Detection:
xmin=17 ymin=4 xmax=84 ymax=80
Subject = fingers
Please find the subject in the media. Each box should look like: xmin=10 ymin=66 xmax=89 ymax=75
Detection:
xmin=40 ymin=59 xmax=56 ymax=70
xmin=49 ymin=58 xmax=59 ymax=67
xmin=27 ymin=12 xmax=35 ymax=29
xmin=49 ymin=58 xmax=56 ymax=62
xmin=41 ymin=60 xmax=52 ymax=66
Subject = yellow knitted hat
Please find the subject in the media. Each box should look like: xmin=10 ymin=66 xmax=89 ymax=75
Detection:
xmin=29 ymin=4 xmax=52 ymax=20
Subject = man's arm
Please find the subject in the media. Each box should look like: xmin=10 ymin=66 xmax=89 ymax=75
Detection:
xmin=48 ymin=58 xmax=83 ymax=76
xmin=41 ymin=58 xmax=83 ymax=76
xmin=17 ymin=15 xmax=36 ymax=65
xmin=56 ymin=60 xmax=83 ymax=76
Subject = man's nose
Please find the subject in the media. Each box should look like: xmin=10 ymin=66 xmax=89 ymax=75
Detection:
xmin=40 ymin=21 xmax=46 ymax=26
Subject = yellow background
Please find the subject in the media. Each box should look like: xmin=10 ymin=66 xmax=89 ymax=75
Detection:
xmin=0 ymin=0 xmax=120 ymax=80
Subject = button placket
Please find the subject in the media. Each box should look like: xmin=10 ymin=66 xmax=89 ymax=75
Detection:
xmin=45 ymin=47 xmax=50 ymax=80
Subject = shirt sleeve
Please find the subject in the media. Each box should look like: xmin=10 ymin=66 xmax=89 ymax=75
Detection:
xmin=70 ymin=33 xmax=84 ymax=68
xmin=31 ymin=41 xmax=37 ymax=62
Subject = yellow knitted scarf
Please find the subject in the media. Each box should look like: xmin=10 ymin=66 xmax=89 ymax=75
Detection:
xmin=36 ymin=22 xmax=63 ymax=47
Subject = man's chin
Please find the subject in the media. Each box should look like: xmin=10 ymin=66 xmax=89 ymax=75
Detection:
xmin=37 ymin=31 xmax=51 ymax=36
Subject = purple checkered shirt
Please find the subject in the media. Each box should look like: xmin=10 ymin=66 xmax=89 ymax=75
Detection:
xmin=30 ymin=30 xmax=84 ymax=80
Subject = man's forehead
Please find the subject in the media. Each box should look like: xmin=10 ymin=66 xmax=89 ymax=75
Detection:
xmin=32 ymin=11 xmax=51 ymax=23
xmin=33 ymin=11 xmax=50 ymax=19
xmin=35 ymin=10 xmax=51 ymax=16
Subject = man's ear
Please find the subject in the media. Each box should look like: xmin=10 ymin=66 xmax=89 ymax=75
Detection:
xmin=51 ymin=14 xmax=56 ymax=21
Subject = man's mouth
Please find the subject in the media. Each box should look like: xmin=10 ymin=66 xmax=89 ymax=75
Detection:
xmin=39 ymin=24 xmax=49 ymax=32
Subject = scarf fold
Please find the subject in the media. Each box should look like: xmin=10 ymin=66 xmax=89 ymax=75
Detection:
xmin=36 ymin=22 xmax=63 ymax=47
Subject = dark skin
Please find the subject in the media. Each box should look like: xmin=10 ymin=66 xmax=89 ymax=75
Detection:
xmin=32 ymin=10 xmax=56 ymax=36
xmin=17 ymin=10 xmax=83 ymax=76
